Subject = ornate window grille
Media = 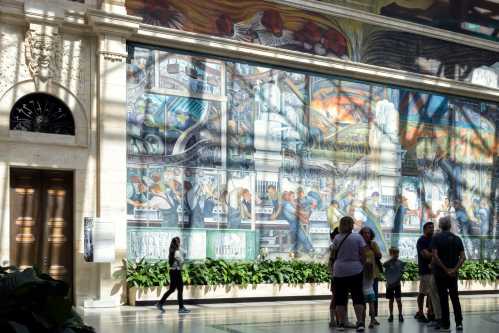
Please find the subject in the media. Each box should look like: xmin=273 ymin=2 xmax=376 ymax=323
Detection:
xmin=10 ymin=93 xmax=75 ymax=136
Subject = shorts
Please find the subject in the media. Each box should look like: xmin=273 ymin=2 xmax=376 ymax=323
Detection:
xmin=333 ymin=271 xmax=364 ymax=306
xmin=364 ymin=290 xmax=376 ymax=303
xmin=386 ymin=283 xmax=402 ymax=300
xmin=419 ymin=274 xmax=432 ymax=295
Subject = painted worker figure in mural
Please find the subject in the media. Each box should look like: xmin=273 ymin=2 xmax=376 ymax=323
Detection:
xmin=226 ymin=188 xmax=242 ymax=229
xmin=364 ymin=192 xmax=383 ymax=217
xmin=327 ymin=200 xmax=342 ymax=231
xmin=452 ymin=200 xmax=471 ymax=236
xmin=267 ymin=185 xmax=283 ymax=220
xmin=282 ymin=191 xmax=314 ymax=257
xmin=162 ymin=178 xmax=182 ymax=227
xmin=477 ymin=198 xmax=491 ymax=235
xmin=148 ymin=184 xmax=174 ymax=224
xmin=186 ymin=181 xmax=214 ymax=228
xmin=391 ymin=195 xmax=407 ymax=248
xmin=240 ymin=189 xmax=253 ymax=220
xmin=127 ymin=177 xmax=148 ymax=215
xmin=339 ymin=191 xmax=354 ymax=212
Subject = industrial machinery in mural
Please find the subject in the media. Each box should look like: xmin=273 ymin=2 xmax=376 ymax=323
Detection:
xmin=126 ymin=43 xmax=498 ymax=262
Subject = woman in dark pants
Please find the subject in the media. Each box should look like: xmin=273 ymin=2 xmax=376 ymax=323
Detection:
xmin=156 ymin=237 xmax=191 ymax=314
xmin=331 ymin=216 xmax=368 ymax=332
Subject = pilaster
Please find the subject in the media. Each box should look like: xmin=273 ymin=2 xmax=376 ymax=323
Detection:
xmin=87 ymin=3 xmax=139 ymax=306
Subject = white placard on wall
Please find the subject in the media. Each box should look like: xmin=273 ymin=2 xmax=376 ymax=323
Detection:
xmin=84 ymin=217 xmax=116 ymax=263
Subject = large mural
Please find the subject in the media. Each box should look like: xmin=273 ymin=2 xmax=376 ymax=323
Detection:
xmin=319 ymin=0 xmax=499 ymax=43
xmin=126 ymin=43 xmax=498 ymax=262
xmin=126 ymin=0 xmax=499 ymax=88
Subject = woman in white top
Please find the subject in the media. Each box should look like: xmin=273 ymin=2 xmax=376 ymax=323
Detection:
xmin=156 ymin=237 xmax=190 ymax=314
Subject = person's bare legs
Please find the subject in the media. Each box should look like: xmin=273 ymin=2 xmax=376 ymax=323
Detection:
xmin=368 ymin=301 xmax=376 ymax=327
xmin=396 ymin=298 xmax=404 ymax=321
xmin=336 ymin=305 xmax=347 ymax=324
xmin=388 ymin=299 xmax=394 ymax=321
xmin=353 ymin=304 xmax=365 ymax=325
xmin=417 ymin=293 xmax=425 ymax=316
xmin=329 ymin=295 xmax=337 ymax=326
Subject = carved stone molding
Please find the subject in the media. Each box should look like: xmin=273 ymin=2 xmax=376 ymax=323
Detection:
xmin=25 ymin=23 xmax=62 ymax=84
xmin=99 ymin=50 xmax=127 ymax=63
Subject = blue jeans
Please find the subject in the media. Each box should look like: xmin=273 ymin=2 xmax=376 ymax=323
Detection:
xmin=289 ymin=224 xmax=313 ymax=253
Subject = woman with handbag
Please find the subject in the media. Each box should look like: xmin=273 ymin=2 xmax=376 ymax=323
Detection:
xmin=331 ymin=216 xmax=368 ymax=332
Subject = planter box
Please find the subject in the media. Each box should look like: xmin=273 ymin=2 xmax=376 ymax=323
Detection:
xmin=128 ymin=280 xmax=499 ymax=305
xmin=129 ymin=283 xmax=331 ymax=305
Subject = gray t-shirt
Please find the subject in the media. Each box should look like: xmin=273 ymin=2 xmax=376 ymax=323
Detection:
xmin=332 ymin=232 xmax=366 ymax=278
xmin=383 ymin=259 xmax=406 ymax=286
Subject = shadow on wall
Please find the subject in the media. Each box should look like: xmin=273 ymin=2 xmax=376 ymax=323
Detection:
xmin=361 ymin=30 xmax=499 ymax=82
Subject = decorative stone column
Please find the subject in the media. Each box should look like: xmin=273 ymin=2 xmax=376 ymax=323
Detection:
xmin=88 ymin=4 xmax=140 ymax=307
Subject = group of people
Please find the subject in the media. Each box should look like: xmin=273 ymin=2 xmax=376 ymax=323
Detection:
xmin=153 ymin=214 xmax=467 ymax=332
xmin=414 ymin=217 xmax=466 ymax=331
xmin=329 ymin=215 xmax=466 ymax=332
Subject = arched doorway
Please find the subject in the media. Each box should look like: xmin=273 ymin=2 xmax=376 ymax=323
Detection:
xmin=9 ymin=93 xmax=75 ymax=290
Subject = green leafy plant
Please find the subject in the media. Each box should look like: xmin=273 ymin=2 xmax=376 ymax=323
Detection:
xmin=125 ymin=259 xmax=499 ymax=289
xmin=458 ymin=260 xmax=498 ymax=281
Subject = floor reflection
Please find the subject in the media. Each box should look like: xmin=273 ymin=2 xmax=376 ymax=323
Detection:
xmin=82 ymin=295 xmax=499 ymax=333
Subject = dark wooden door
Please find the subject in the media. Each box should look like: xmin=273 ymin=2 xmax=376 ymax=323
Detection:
xmin=10 ymin=168 xmax=73 ymax=287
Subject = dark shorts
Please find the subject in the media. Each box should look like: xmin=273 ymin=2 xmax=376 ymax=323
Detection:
xmin=333 ymin=271 xmax=364 ymax=306
xmin=386 ymin=283 xmax=402 ymax=300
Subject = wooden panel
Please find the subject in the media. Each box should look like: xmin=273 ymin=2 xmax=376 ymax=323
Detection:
xmin=10 ymin=169 xmax=74 ymax=290
xmin=10 ymin=170 xmax=41 ymax=269
xmin=40 ymin=171 xmax=73 ymax=286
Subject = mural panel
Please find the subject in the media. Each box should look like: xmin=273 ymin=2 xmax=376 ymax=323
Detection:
xmin=127 ymin=43 xmax=498 ymax=262
xmin=126 ymin=0 xmax=499 ymax=87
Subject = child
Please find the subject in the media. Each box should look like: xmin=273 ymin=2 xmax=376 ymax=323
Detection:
xmin=363 ymin=261 xmax=377 ymax=328
xmin=383 ymin=247 xmax=406 ymax=323
xmin=360 ymin=227 xmax=380 ymax=328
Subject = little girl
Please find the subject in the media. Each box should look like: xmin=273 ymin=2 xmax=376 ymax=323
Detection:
xmin=360 ymin=227 xmax=381 ymax=328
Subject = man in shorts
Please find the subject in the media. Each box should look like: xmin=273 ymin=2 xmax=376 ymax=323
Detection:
xmin=416 ymin=222 xmax=441 ymax=326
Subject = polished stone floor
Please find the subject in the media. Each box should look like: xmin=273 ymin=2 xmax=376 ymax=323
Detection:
xmin=82 ymin=295 xmax=499 ymax=333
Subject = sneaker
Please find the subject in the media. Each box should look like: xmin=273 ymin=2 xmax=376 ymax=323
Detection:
xmin=388 ymin=315 xmax=393 ymax=322
xmin=337 ymin=323 xmax=345 ymax=331
xmin=440 ymin=326 xmax=451 ymax=332
xmin=328 ymin=320 xmax=336 ymax=328
xmin=345 ymin=321 xmax=357 ymax=329
xmin=156 ymin=302 xmax=165 ymax=313
xmin=178 ymin=307 xmax=191 ymax=314
xmin=456 ymin=324 xmax=463 ymax=330
xmin=417 ymin=315 xmax=429 ymax=323
xmin=433 ymin=323 xmax=441 ymax=330
xmin=415 ymin=312 xmax=422 ymax=319
xmin=356 ymin=322 xmax=365 ymax=332
xmin=368 ymin=321 xmax=375 ymax=329
xmin=372 ymin=318 xmax=380 ymax=326
xmin=399 ymin=314 xmax=404 ymax=322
